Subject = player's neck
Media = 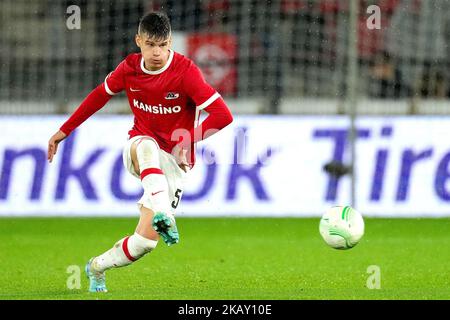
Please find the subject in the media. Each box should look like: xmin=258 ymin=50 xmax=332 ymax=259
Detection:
xmin=142 ymin=50 xmax=172 ymax=73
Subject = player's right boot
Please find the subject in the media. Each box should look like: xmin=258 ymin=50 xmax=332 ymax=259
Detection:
xmin=152 ymin=212 xmax=179 ymax=246
xmin=85 ymin=258 xmax=108 ymax=293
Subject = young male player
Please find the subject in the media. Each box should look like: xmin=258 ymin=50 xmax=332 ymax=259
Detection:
xmin=47 ymin=12 xmax=233 ymax=292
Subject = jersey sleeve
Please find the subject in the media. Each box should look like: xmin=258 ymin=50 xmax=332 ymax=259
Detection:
xmin=59 ymin=84 xmax=112 ymax=136
xmin=104 ymin=60 xmax=126 ymax=95
xmin=177 ymin=63 xmax=233 ymax=150
xmin=58 ymin=60 xmax=127 ymax=135
xmin=183 ymin=63 xmax=221 ymax=109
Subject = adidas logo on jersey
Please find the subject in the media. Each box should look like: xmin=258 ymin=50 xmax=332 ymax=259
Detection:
xmin=165 ymin=92 xmax=179 ymax=99
xmin=133 ymin=99 xmax=181 ymax=114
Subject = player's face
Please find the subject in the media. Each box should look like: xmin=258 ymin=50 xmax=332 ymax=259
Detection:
xmin=136 ymin=33 xmax=172 ymax=71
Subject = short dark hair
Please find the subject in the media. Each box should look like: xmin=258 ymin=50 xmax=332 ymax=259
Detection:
xmin=138 ymin=12 xmax=171 ymax=40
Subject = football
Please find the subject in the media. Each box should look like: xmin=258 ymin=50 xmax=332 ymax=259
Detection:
xmin=319 ymin=206 xmax=365 ymax=250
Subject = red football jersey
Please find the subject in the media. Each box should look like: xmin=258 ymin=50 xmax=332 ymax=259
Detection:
xmin=104 ymin=50 xmax=220 ymax=155
xmin=60 ymin=50 xmax=233 ymax=167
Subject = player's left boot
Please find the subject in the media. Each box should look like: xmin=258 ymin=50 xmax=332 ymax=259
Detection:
xmin=85 ymin=258 xmax=108 ymax=293
xmin=152 ymin=212 xmax=179 ymax=246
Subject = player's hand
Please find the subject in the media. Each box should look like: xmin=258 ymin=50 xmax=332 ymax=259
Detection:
xmin=47 ymin=130 xmax=67 ymax=163
xmin=172 ymin=144 xmax=189 ymax=173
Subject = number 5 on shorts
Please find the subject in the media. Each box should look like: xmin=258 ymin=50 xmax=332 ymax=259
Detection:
xmin=171 ymin=189 xmax=182 ymax=209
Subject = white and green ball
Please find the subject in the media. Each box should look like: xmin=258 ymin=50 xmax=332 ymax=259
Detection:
xmin=319 ymin=206 xmax=365 ymax=250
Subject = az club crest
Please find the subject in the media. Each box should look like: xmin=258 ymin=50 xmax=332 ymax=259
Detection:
xmin=165 ymin=92 xmax=179 ymax=99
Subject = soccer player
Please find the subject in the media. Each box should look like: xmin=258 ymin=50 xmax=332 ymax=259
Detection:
xmin=47 ymin=12 xmax=233 ymax=293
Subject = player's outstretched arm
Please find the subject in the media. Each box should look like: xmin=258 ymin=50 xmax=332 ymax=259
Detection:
xmin=47 ymin=130 xmax=67 ymax=163
xmin=59 ymin=84 xmax=113 ymax=137
xmin=48 ymin=83 xmax=114 ymax=163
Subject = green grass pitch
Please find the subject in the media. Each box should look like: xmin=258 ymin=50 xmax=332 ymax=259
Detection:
xmin=0 ymin=217 xmax=449 ymax=300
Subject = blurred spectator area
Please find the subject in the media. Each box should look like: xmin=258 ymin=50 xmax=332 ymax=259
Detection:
xmin=0 ymin=0 xmax=450 ymax=115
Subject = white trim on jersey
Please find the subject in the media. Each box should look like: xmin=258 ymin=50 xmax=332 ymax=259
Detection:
xmin=194 ymin=108 xmax=201 ymax=128
xmin=194 ymin=92 xmax=221 ymax=128
xmin=140 ymin=50 xmax=174 ymax=75
xmin=104 ymin=73 xmax=117 ymax=96
xmin=197 ymin=92 xmax=221 ymax=110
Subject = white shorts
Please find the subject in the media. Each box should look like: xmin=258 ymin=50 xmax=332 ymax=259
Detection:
xmin=122 ymin=135 xmax=188 ymax=216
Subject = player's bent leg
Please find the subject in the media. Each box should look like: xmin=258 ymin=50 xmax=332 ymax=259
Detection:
xmin=86 ymin=229 xmax=158 ymax=293
xmin=132 ymin=138 xmax=179 ymax=245
xmin=91 ymin=234 xmax=158 ymax=272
